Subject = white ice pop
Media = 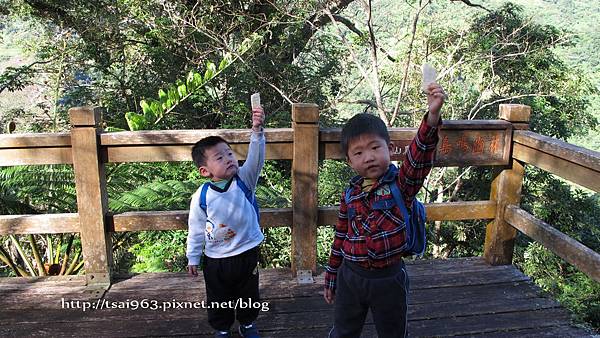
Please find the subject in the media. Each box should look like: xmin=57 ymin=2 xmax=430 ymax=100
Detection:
xmin=251 ymin=93 xmax=261 ymax=110
xmin=421 ymin=63 xmax=437 ymax=93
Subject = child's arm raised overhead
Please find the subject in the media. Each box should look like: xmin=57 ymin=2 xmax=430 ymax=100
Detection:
xmin=237 ymin=103 xmax=266 ymax=191
xmin=397 ymin=82 xmax=446 ymax=206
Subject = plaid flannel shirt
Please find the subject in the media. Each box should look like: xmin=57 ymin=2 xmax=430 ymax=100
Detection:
xmin=324 ymin=115 xmax=440 ymax=291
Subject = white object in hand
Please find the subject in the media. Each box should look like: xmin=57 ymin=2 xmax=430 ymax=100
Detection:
xmin=421 ymin=63 xmax=437 ymax=92
xmin=251 ymin=93 xmax=261 ymax=109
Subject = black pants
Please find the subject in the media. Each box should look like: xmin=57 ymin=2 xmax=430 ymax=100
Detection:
xmin=330 ymin=260 xmax=409 ymax=338
xmin=203 ymin=246 xmax=260 ymax=331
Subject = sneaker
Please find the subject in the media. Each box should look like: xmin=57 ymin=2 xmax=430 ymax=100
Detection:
xmin=238 ymin=323 xmax=260 ymax=338
xmin=214 ymin=330 xmax=230 ymax=338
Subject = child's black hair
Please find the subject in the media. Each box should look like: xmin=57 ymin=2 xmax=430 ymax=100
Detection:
xmin=341 ymin=113 xmax=390 ymax=156
xmin=191 ymin=136 xmax=230 ymax=168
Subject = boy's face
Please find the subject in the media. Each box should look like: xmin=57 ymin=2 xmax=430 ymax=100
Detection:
xmin=198 ymin=142 xmax=239 ymax=181
xmin=346 ymin=134 xmax=392 ymax=179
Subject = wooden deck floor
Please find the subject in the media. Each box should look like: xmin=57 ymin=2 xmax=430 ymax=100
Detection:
xmin=0 ymin=257 xmax=596 ymax=337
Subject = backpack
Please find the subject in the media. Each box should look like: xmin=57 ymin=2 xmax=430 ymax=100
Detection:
xmin=199 ymin=174 xmax=260 ymax=222
xmin=344 ymin=169 xmax=427 ymax=257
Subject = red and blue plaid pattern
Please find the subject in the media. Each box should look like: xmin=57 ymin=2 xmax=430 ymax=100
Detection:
xmin=325 ymin=116 xmax=440 ymax=291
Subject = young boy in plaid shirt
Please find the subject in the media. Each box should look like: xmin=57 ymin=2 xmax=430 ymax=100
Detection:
xmin=324 ymin=83 xmax=446 ymax=338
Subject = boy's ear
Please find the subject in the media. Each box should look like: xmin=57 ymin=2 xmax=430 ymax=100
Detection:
xmin=198 ymin=166 xmax=212 ymax=178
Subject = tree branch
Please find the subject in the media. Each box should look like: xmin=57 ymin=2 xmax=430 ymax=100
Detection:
xmin=449 ymin=0 xmax=490 ymax=12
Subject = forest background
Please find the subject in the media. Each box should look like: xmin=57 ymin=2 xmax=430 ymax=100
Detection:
xmin=0 ymin=0 xmax=598 ymax=331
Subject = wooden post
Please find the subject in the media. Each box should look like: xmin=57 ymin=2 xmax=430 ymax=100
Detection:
xmin=291 ymin=103 xmax=319 ymax=279
xmin=70 ymin=106 xmax=112 ymax=286
xmin=483 ymin=104 xmax=530 ymax=265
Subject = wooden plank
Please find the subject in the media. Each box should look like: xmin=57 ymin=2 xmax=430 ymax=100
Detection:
xmin=0 ymin=274 xmax=86 ymax=286
xmin=317 ymin=201 xmax=496 ymax=225
xmin=100 ymin=128 xmax=293 ymax=145
xmin=291 ymin=103 xmax=319 ymax=275
xmin=70 ymin=107 xmax=112 ymax=285
xmin=322 ymin=127 xmax=511 ymax=166
xmin=69 ymin=106 xmax=103 ymax=127
xmin=482 ymin=106 xmax=530 ymax=265
xmin=0 ymin=258 xmax=587 ymax=338
xmin=423 ymin=200 xmax=496 ymax=221
xmin=513 ymin=142 xmax=600 ymax=192
xmin=505 ymin=205 xmax=600 ymax=282
xmin=291 ymin=103 xmax=319 ymax=123
xmin=0 ymin=147 xmax=72 ymax=166
xmin=105 ymin=143 xmax=293 ymax=163
xmin=468 ymin=325 xmax=595 ymax=338
xmin=483 ymin=157 xmax=525 ymax=265
xmin=110 ymin=208 xmax=292 ymax=231
xmin=320 ymin=120 xmax=512 ymax=142
xmin=498 ymin=104 xmax=531 ymax=123
xmin=514 ymin=130 xmax=600 ymax=172
xmin=0 ymin=213 xmax=79 ymax=234
xmin=0 ymin=133 xmax=71 ymax=148
xmin=408 ymin=308 xmax=572 ymax=337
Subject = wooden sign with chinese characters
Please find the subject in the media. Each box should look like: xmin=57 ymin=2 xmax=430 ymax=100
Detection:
xmin=319 ymin=120 xmax=512 ymax=167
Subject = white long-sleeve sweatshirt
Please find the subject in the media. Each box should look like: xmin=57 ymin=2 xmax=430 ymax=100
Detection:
xmin=186 ymin=131 xmax=265 ymax=265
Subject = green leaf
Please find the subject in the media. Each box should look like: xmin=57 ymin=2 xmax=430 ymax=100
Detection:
xmin=218 ymin=55 xmax=230 ymax=71
xmin=204 ymin=62 xmax=216 ymax=82
xmin=186 ymin=70 xmax=194 ymax=88
xmin=177 ymin=84 xmax=187 ymax=97
xmin=158 ymin=89 xmax=167 ymax=103
xmin=140 ymin=100 xmax=151 ymax=115
xmin=193 ymin=72 xmax=203 ymax=86
xmin=150 ymin=101 xmax=163 ymax=118
xmin=125 ymin=112 xmax=148 ymax=131
xmin=168 ymin=87 xmax=179 ymax=104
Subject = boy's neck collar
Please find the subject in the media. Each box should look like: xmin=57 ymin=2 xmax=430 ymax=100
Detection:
xmin=349 ymin=164 xmax=397 ymax=188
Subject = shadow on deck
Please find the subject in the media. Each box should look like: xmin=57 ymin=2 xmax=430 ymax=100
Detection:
xmin=0 ymin=258 xmax=595 ymax=337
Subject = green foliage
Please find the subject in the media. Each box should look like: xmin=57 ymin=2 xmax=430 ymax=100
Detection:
xmin=127 ymin=231 xmax=188 ymax=272
xmin=0 ymin=165 xmax=76 ymax=212
xmin=521 ymin=242 xmax=600 ymax=328
xmin=260 ymin=227 xmax=291 ymax=268
xmin=1 ymin=0 xmax=599 ymax=330
xmin=124 ymin=33 xmax=260 ymax=131
xmin=318 ymin=160 xmax=355 ymax=206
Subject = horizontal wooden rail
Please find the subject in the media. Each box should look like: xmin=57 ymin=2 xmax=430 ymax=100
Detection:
xmin=102 ymin=128 xmax=295 ymax=162
xmin=110 ymin=208 xmax=294 ymax=231
xmin=104 ymin=143 xmax=293 ymax=163
xmin=321 ymin=120 xmax=512 ymax=166
xmin=0 ymin=214 xmax=80 ymax=234
xmin=513 ymin=131 xmax=600 ymax=192
xmin=318 ymin=201 xmax=497 ymax=224
xmin=0 ymin=120 xmax=513 ymax=166
xmin=505 ymin=205 xmax=600 ymax=282
xmin=0 ymin=201 xmax=498 ymax=235
xmin=0 ymin=133 xmax=73 ymax=167
xmin=0 ymin=133 xmax=71 ymax=148
xmin=100 ymin=128 xmax=294 ymax=145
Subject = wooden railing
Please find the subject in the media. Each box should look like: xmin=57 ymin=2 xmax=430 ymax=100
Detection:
xmin=0 ymin=104 xmax=598 ymax=286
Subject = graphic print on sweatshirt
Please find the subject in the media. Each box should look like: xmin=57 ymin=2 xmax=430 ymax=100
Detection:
xmin=206 ymin=219 xmax=237 ymax=243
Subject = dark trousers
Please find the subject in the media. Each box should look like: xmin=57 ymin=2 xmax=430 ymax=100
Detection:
xmin=329 ymin=260 xmax=409 ymax=338
xmin=203 ymin=246 xmax=260 ymax=331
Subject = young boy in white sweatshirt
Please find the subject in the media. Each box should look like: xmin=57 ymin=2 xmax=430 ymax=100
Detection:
xmin=187 ymin=106 xmax=265 ymax=338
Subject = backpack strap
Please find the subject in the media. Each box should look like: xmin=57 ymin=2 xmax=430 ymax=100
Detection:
xmin=199 ymin=182 xmax=210 ymax=215
xmin=235 ymin=175 xmax=260 ymax=221
xmin=388 ymin=181 xmax=411 ymax=228
xmin=199 ymin=177 xmax=260 ymax=221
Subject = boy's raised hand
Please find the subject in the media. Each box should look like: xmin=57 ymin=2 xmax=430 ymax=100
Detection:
xmin=425 ymin=83 xmax=446 ymax=127
xmin=252 ymin=107 xmax=265 ymax=132
xmin=188 ymin=265 xmax=198 ymax=277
